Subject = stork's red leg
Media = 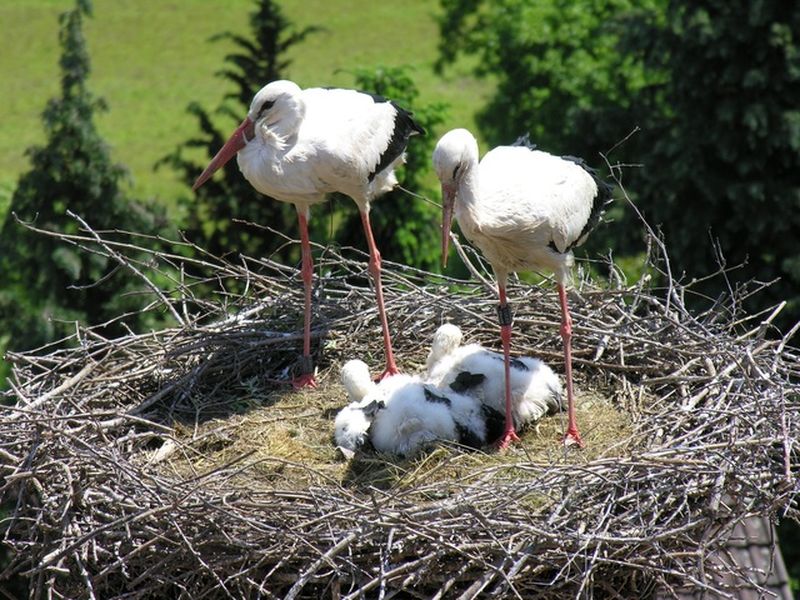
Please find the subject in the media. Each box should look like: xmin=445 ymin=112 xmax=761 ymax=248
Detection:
xmin=359 ymin=209 xmax=399 ymax=380
xmin=558 ymin=283 xmax=584 ymax=447
xmin=496 ymin=285 xmax=520 ymax=450
xmin=292 ymin=208 xmax=317 ymax=389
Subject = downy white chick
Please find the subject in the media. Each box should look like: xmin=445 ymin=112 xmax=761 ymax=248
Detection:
xmin=426 ymin=324 xmax=563 ymax=438
xmin=334 ymin=359 xmax=489 ymax=457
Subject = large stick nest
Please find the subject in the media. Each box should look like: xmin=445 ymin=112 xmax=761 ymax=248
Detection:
xmin=1 ymin=218 xmax=798 ymax=599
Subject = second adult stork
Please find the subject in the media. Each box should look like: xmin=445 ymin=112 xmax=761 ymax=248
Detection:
xmin=432 ymin=128 xmax=612 ymax=448
xmin=193 ymin=80 xmax=425 ymax=387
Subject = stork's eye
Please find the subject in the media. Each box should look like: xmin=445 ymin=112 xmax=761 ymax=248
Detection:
xmin=452 ymin=164 xmax=461 ymax=179
xmin=258 ymin=100 xmax=275 ymax=116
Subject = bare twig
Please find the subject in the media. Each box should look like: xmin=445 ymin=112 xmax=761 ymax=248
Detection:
xmin=0 ymin=223 xmax=796 ymax=600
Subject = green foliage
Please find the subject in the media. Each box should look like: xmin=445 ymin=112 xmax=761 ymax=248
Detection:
xmin=159 ymin=0 xmax=320 ymax=262
xmin=779 ymin=519 xmax=800 ymax=593
xmin=332 ymin=66 xmax=449 ymax=271
xmin=0 ymin=0 xmax=167 ymax=353
xmin=436 ymin=0 xmax=664 ymax=155
xmin=623 ymin=1 xmax=800 ymax=324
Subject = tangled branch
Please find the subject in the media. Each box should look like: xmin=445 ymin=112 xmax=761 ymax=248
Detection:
xmin=1 ymin=216 xmax=798 ymax=599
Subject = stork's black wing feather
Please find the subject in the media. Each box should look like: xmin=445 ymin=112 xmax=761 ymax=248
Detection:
xmin=511 ymin=133 xmax=538 ymax=151
xmin=423 ymin=386 xmax=452 ymax=407
xmin=368 ymin=99 xmax=426 ymax=182
xmin=561 ymin=154 xmax=614 ymax=250
xmin=481 ymin=405 xmax=507 ymax=445
xmin=449 ymin=371 xmax=486 ymax=393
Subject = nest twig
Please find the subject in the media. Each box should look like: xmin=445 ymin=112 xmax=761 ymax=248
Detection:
xmin=0 ymin=214 xmax=798 ymax=599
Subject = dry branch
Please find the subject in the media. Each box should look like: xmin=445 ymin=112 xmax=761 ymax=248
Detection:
xmin=0 ymin=219 xmax=798 ymax=599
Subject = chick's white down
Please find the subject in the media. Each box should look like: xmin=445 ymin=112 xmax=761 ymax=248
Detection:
xmin=426 ymin=324 xmax=563 ymax=429
xmin=334 ymin=360 xmax=488 ymax=457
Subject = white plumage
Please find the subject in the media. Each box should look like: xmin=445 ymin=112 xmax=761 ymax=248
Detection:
xmin=432 ymin=128 xmax=612 ymax=448
xmin=425 ymin=324 xmax=563 ymax=432
xmin=193 ymin=80 xmax=425 ymax=387
xmin=432 ymin=129 xmax=600 ymax=284
xmin=333 ymin=401 xmax=374 ymax=453
xmin=235 ymin=82 xmax=411 ymax=209
xmin=340 ymin=358 xmax=375 ymax=404
xmin=334 ymin=360 xmax=488 ymax=457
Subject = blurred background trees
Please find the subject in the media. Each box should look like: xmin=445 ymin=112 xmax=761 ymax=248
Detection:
xmin=0 ymin=0 xmax=167 ymax=377
xmin=158 ymin=0 xmax=320 ymax=263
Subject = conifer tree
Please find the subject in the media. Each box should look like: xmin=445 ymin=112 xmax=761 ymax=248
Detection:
xmin=0 ymin=0 xmax=166 ymax=352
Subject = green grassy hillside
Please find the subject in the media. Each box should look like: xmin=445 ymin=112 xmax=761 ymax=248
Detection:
xmin=0 ymin=0 xmax=488 ymax=214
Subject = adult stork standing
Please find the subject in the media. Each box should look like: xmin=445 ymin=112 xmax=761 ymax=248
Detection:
xmin=193 ymin=80 xmax=425 ymax=388
xmin=432 ymin=128 xmax=612 ymax=448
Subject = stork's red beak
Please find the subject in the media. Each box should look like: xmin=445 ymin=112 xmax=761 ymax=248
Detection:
xmin=441 ymin=183 xmax=456 ymax=269
xmin=192 ymin=117 xmax=255 ymax=190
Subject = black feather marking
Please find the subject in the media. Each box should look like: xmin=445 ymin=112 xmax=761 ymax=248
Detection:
xmin=547 ymin=383 xmax=564 ymax=415
xmin=487 ymin=353 xmax=529 ymax=372
xmin=481 ymin=405 xmax=507 ymax=445
xmin=560 ymin=154 xmax=614 ymax=251
xmin=456 ymin=423 xmax=484 ymax=449
xmin=423 ymin=386 xmax=451 ymax=407
xmin=257 ymin=99 xmax=275 ymax=118
xmin=362 ymin=425 xmax=378 ymax=453
xmin=511 ymin=133 xmax=538 ymax=151
xmin=320 ymin=88 xmax=426 ymax=179
xmin=360 ymin=399 xmax=385 ymax=418
xmin=449 ymin=371 xmax=486 ymax=393
xmin=510 ymin=357 xmax=529 ymax=371
xmin=367 ymin=100 xmax=426 ymax=183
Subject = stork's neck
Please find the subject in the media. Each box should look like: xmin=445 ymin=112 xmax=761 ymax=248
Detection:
xmin=455 ymin=165 xmax=480 ymax=220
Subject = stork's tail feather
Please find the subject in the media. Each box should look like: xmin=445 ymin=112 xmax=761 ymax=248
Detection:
xmin=561 ymin=154 xmax=614 ymax=249
xmin=367 ymin=103 xmax=425 ymax=183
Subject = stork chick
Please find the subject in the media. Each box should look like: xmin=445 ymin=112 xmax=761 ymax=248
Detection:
xmin=333 ymin=360 xmax=489 ymax=457
xmin=426 ymin=324 xmax=562 ymax=441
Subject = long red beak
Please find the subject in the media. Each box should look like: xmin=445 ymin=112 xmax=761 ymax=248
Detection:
xmin=192 ymin=117 xmax=255 ymax=190
xmin=441 ymin=184 xmax=456 ymax=269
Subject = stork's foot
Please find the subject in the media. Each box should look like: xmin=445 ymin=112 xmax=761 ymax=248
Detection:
xmin=495 ymin=428 xmax=521 ymax=451
xmin=563 ymin=428 xmax=585 ymax=449
xmin=377 ymin=364 xmax=400 ymax=382
xmin=292 ymin=373 xmax=317 ymax=390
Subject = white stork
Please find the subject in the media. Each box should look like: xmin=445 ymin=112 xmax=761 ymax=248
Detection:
xmin=432 ymin=129 xmax=612 ymax=448
xmin=192 ymin=80 xmax=425 ymax=388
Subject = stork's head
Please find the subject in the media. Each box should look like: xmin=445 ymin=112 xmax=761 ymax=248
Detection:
xmin=426 ymin=323 xmax=463 ymax=373
xmin=432 ymin=128 xmax=479 ymax=267
xmin=192 ymin=80 xmax=304 ymax=190
xmin=247 ymin=80 xmax=304 ymax=137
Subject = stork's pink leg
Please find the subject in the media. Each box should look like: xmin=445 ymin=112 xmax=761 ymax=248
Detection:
xmin=558 ymin=283 xmax=584 ymax=447
xmin=496 ymin=286 xmax=520 ymax=450
xmin=359 ymin=210 xmax=399 ymax=380
xmin=292 ymin=209 xmax=317 ymax=389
